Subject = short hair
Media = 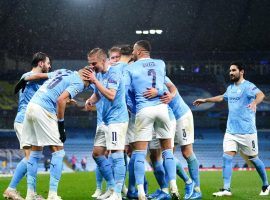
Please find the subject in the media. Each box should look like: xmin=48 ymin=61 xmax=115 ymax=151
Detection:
xmin=87 ymin=48 xmax=107 ymax=60
xmin=135 ymin=40 xmax=151 ymax=52
xmin=230 ymin=61 xmax=245 ymax=71
xmin=31 ymin=52 xmax=49 ymax=67
xmin=108 ymin=46 xmax=121 ymax=56
xmin=120 ymin=44 xmax=133 ymax=56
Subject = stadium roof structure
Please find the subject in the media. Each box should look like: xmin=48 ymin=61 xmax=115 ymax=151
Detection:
xmin=0 ymin=0 xmax=270 ymax=59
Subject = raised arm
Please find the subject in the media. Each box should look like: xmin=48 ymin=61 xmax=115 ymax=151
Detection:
xmin=193 ymin=95 xmax=224 ymax=106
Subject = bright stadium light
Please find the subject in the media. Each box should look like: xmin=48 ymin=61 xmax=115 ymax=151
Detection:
xmin=136 ymin=30 xmax=142 ymax=34
xmin=156 ymin=29 xmax=163 ymax=34
xmin=149 ymin=30 xmax=155 ymax=34
xmin=143 ymin=30 xmax=149 ymax=34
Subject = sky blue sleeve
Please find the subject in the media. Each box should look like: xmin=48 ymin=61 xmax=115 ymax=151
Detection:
xmin=65 ymin=83 xmax=84 ymax=99
xmin=246 ymin=82 xmax=261 ymax=98
xmin=107 ymin=70 xmax=120 ymax=90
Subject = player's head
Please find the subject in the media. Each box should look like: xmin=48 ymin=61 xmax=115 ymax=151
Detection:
xmin=120 ymin=44 xmax=133 ymax=62
xmin=87 ymin=48 xmax=107 ymax=73
xmin=31 ymin=52 xmax=51 ymax=73
xmin=108 ymin=46 xmax=121 ymax=64
xmin=229 ymin=61 xmax=245 ymax=82
xmin=132 ymin=40 xmax=151 ymax=61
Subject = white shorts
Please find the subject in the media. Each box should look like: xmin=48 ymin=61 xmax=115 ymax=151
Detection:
xmin=21 ymin=102 xmax=63 ymax=147
xmin=94 ymin=122 xmax=128 ymax=150
xmin=14 ymin=122 xmax=29 ymax=149
xmin=174 ymin=110 xmax=194 ymax=146
xmin=94 ymin=123 xmax=107 ymax=147
xmin=135 ymin=104 xmax=171 ymax=142
xmin=149 ymin=119 xmax=176 ymax=149
xmin=126 ymin=113 xmax=136 ymax=145
xmin=223 ymin=133 xmax=258 ymax=156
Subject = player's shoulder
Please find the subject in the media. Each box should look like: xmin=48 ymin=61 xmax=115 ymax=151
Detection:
xmin=21 ymin=71 xmax=34 ymax=79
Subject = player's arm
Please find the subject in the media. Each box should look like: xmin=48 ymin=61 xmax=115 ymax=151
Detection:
xmin=88 ymin=71 xmax=116 ymax=101
xmin=247 ymin=91 xmax=265 ymax=112
xmin=160 ymin=81 xmax=177 ymax=104
xmin=143 ymin=81 xmax=175 ymax=104
xmin=57 ymin=91 xmax=71 ymax=120
xmin=57 ymin=91 xmax=71 ymax=143
xmin=193 ymin=95 xmax=224 ymax=106
xmin=85 ymin=93 xmax=100 ymax=111
xmin=24 ymin=73 xmax=49 ymax=81
xmin=14 ymin=73 xmax=49 ymax=94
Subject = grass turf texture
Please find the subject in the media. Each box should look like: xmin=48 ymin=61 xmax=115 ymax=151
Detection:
xmin=0 ymin=171 xmax=270 ymax=200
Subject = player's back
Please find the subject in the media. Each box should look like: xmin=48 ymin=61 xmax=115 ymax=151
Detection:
xmin=31 ymin=69 xmax=84 ymax=114
xmin=165 ymin=77 xmax=190 ymax=120
xmin=98 ymin=63 xmax=128 ymax=125
xmin=15 ymin=71 xmax=45 ymax=123
xmin=126 ymin=58 xmax=166 ymax=112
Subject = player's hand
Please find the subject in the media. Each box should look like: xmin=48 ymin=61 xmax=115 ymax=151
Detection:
xmin=85 ymin=99 xmax=95 ymax=111
xmin=160 ymin=92 xmax=173 ymax=104
xmin=58 ymin=120 xmax=66 ymax=143
xmin=86 ymin=71 xmax=97 ymax=84
xmin=14 ymin=78 xmax=27 ymax=94
xmin=82 ymin=67 xmax=93 ymax=81
xmin=193 ymin=99 xmax=206 ymax=106
xmin=247 ymin=101 xmax=257 ymax=112
xmin=143 ymin=88 xmax=158 ymax=99
xmin=67 ymin=99 xmax=77 ymax=106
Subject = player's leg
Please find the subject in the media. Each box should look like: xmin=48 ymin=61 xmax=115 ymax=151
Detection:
xmin=148 ymin=147 xmax=170 ymax=200
xmin=105 ymin=122 xmax=128 ymax=200
xmin=240 ymin=133 xmax=270 ymax=195
xmin=47 ymin=146 xmax=65 ymax=200
xmin=93 ymin=147 xmax=115 ymax=200
xmin=213 ymin=133 xmax=237 ymax=197
xmin=156 ymin=104 xmax=179 ymax=199
xmin=3 ymin=123 xmax=31 ymax=200
xmin=92 ymin=125 xmax=105 ymax=198
xmin=26 ymin=145 xmax=43 ymax=199
xmin=132 ymin=106 xmax=156 ymax=200
xmin=92 ymin=167 xmax=103 ymax=197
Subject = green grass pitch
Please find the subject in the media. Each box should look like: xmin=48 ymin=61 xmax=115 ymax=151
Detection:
xmin=1 ymin=171 xmax=270 ymax=200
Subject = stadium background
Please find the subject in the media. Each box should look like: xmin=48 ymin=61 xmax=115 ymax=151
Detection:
xmin=0 ymin=1 xmax=270 ymax=199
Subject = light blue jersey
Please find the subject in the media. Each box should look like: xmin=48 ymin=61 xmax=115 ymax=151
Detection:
xmin=88 ymin=83 xmax=103 ymax=126
xmin=165 ymin=77 xmax=190 ymax=120
xmin=124 ymin=58 xmax=166 ymax=112
xmin=95 ymin=63 xmax=129 ymax=125
xmin=31 ymin=69 xmax=85 ymax=114
xmin=223 ymin=80 xmax=261 ymax=134
xmin=15 ymin=72 xmax=46 ymax=123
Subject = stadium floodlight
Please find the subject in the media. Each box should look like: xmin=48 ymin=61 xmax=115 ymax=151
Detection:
xmin=155 ymin=29 xmax=163 ymax=34
xmin=136 ymin=30 xmax=142 ymax=34
xmin=149 ymin=30 xmax=155 ymax=34
xmin=143 ymin=30 xmax=149 ymax=34
xmin=180 ymin=66 xmax=185 ymax=71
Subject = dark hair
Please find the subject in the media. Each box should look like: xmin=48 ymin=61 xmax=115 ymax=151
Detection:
xmin=87 ymin=48 xmax=107 ymax=60
xmin=230 ymin=61 xmax=245 ymax=71
xmin=135 ymin=40 xmax=151 ymax=52
xmin=120 ymin=44 xmax=133 ymax=56
xmin=31 ymin=52 xmax=49 ymax=67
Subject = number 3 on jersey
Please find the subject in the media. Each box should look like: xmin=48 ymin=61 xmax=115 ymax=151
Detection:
xmin=148 ymin=69 xmax=156 ymax=88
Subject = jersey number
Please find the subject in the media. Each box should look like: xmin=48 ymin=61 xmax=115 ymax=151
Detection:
xmin=148 ymin=69 xmax=156 ymax=88
xmin=47 ymin=76 xmax=62 ymax=89
xmin=112 ymin=131 xmax=117 ymax=144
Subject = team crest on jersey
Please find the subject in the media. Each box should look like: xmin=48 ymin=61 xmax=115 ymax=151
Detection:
xmin=108 ymin=78 xmax=117 ymax=84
